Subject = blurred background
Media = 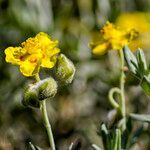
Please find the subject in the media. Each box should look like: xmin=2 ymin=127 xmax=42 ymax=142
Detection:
xmin=0 ymin=0 xmax=150 ymax=149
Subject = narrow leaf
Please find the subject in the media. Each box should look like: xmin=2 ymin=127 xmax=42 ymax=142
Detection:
xmin=101 ymin=124 xmax=111 ymax=150
xmin=130 ymin=113 xmax=150 ymax=123
xmin=136 ymin=48 xmax=147 ymax=74
xmin=28 ymin=142 xmax=41 ymax=150
xmin=91 ymin=144 xmax=102 ymax=150
xmin=113 ymin=129 xmax=121 ymax=150
xmin=140 ymin=75 xmax=150 ymax=97
xmin=123 ymin=45 xmax=138 ymax=74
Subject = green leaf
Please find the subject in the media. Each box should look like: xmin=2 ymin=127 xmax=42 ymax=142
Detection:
xmin=123 ymin=46 xmax=138 ymax=75
xmin=28 ymin=142 xmax=41 ymax=150
xmin=113 ymin=129 xmax=121 ymax=150
xmin=91 ymin=144 xmax=102 ymax=150
xmin=130 ymin=125 xmax=143 ymax=147
xmin=140 ymin=75 xmax=150 ymax=97
xmin=130 ymin=113 xmax=150 ymax=123
xmin=122 ymin=117 xmax=133 ymax=149
xmin=68 ymin=139 xmax=82 ymax=150
xmin=136 ymin=48 xmax=147 ymax=75
xmin=101 ymin=124 xmax=111 ymax=150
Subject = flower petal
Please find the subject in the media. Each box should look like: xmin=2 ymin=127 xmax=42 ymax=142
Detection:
xmin=41 ymin=56 xmax=56 ymax=68
xmin=36 ymin=32 xmax=59 ymax=49
xmin=5 ymin=47 xmax=23 ymax=65
xmin=22 ymin=37 xmax=41 ymax=54
xmin=92 ymin=43 xmax=109 ymax=55
xmin=20 ymin=60 xmax=40 ymax=76
xmin=46 ymin=47 xmax=60 ymax=57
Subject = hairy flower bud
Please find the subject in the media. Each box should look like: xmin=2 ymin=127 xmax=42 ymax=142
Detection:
xmin=37 ymin=78 xmax=58 ymax=100
xmin=22 ymin=84 xmax=40 ymax=108
xmin=22 ymin=77 xmax=57 ymax=107
xmin=55 ymin=54 xmax=75 ymax=84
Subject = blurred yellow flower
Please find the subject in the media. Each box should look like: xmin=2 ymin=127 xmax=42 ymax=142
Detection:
xmin=5 ymin=32 xmax=60 ymax=76
xmin=91 ymin=22 xmax=137 ymax=55
xmin=116 ymin=12 xmax=150 ymax=50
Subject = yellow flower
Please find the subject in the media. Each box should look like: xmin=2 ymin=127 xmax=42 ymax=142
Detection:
xmin=5 ymin=32 xmax=60 ymax=76
xmin=91 ymin=22 xmax=137 ymax=55
xmin=115 ymin=12 xmax=150 ymax=50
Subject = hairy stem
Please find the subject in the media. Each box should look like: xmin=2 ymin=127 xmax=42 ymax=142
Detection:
xmin=40 ymin=100 xmax=55 ymax=150
xmin=119 ymin=49 xmax=126 ymax=131
xmin=108 ymin=87 xmax=121 ymax=111
xmin=35 ymin=74 xmax=55 ymax=150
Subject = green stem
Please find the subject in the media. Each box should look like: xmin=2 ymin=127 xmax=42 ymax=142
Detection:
xmin=119 ymin=49 xmax=126 ymax=131
xmin=41 ymin=100 xmax=55 ymax=150
xmin=108 ymin=87 xmax=121 ymax=111
xmin=35 ymin=74 xmax=40 ymax=82
xmin=35 ymin=74 xmax=56 ymax=150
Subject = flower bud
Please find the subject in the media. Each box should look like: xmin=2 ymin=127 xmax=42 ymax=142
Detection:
xmin=55 ymin=54 xmax=75 ymax=84
xmin=22 ymin=78 xmax=57 ymax=107
xmin=22 ymin=84 xmax=40 ymax=108
xmin=37 ymin=77 xmax=58 ymax=100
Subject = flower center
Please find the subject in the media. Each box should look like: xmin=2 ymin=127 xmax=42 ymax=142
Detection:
xmin=19 ymin=56 xmax=24 ymax=61
xmin=29 ymin=57 xmax=37 ymax=63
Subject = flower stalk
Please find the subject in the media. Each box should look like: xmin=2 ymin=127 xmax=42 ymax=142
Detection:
xmin=108 ymin=87 xmax=121 ymax=110
xmin=35 ymin=74 xmax=56 ymax=150
xmin=40 ymin=100 xmax=55 ymax=150
xmin=108 ymin=50 xmax=126 ymax=131
xmin=119 ymin=49 xmax=126 ymax=131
